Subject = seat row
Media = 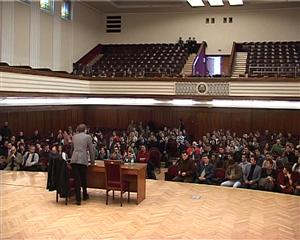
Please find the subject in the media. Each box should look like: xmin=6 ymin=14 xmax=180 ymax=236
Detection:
xmin=242 ymin=41 xmax=300 ymax=78
xmin=73 ymin=43 xmax=193 ymax=78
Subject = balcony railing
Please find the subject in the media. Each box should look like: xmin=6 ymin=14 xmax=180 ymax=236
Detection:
xmin=248 ymin=65 xmax=300 ymax=78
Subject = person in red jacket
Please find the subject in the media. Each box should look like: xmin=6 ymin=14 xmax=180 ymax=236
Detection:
xmin=277 ymin=164 xmax=294 ymax=194
xmin=136 ymin=145 xmax=156 ymax=179
xmin=136 ymin=145 xmax=149 ymax=163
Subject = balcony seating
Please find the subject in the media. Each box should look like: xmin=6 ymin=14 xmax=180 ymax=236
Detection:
xmin=73 ymin=43 xmax=191 ymax=78
xmin=242 ymin=41 xmax=300 ymax=77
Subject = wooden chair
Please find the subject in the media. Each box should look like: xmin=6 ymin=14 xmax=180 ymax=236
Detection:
xmin=149 ymin=147 xmax=161 ymax=173
xmin=55 ymin=163 xmax=75 ymax=205
xmin=212 ymin=168 xmax=226 ymax=185
xmin=164 ymin=164 xmax=179 ymax=181
xmin=104 ymin=160 xmax=130 ymax=207
xmin=56 ymin=177 xmax=75 ymax=205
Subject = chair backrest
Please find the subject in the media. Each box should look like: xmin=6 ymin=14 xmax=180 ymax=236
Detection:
xmin=213 ymin=168 xmax=225 ymax=179
xmin=167 ymin=164 xmax=179 ymax=177
xmin=167 ymin=140 xmax=178 ymax=156
xmin=291 ymin=171 xmax=300 ymax=183
xmin=149 ymin=148 xmax=161 ymax=168
xmin=104 ymin=160 xmax=123 ymax=189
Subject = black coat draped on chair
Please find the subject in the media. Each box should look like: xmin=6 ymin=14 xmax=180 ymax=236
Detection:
xmin=46 ymin=153 xmax=69 ymax=198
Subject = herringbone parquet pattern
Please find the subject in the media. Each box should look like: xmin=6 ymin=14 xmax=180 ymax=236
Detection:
xmin=1 ymin=171 xmax=299 ymax=240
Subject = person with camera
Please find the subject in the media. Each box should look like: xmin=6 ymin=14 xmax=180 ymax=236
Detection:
xmin=5 ymin=146 xmax=22 ymax=171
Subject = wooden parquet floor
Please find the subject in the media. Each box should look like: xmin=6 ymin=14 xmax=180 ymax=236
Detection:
xmin=0 ymin=170 xmax=299 ymax=240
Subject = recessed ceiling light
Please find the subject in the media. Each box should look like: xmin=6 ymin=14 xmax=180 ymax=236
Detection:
xmin=187 ymin=0 xmax=205 ymax=7
xmin=168 ymin=99 xmax=197 ymax=106
xmin=208 ymin=0 xmax=224 ymax=6
xmin=228 ymin=0 xmax=243 ymax=6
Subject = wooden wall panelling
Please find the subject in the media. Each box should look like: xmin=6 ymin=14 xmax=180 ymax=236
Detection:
xmin=230 ymin=109 xmax=252 ymax=134
xmin=251 ymin=109 xmax=300 ymax=134
xmin=221 ymin=55 xmax=231 ymax=77
xmin=0 ymin=106 xmax=84 ymax=136
xmin=84 ymin=106 xmax=300 ymax=137
xmin=0 ymin=106 xmax=299 ymax=139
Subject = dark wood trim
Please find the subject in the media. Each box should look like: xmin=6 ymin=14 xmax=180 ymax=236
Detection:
xmin=0 ymin=91 xmax=299 ymax=101
xmin=75 ymin=44 xmax=103 ymax=66
xmin=228 ymin=41 xmax=236 ymax=77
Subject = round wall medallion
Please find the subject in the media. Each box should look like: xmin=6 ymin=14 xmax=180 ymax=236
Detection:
xmin=197 ymin=82 xmax=208 ymax=95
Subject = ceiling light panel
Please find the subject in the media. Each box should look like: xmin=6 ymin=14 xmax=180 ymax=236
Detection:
xmin=1 ymin=98 xmax=299 ymax=110
xmin=228 ymin=0 xmax=243 ymax=6
xmin=208 ymin=0 xmax=224 ymax=6
xmin=187 ymin=0 xmax=205 ymax=7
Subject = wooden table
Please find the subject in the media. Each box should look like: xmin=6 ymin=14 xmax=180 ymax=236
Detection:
xmin=87 ymin=160 xmax=147 ymax=204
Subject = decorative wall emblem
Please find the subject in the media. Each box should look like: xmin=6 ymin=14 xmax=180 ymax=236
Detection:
xmin=175 ymin=82 xmax=229 ymax=96
xmin=197 ymin=82 xmax=208 ymax=95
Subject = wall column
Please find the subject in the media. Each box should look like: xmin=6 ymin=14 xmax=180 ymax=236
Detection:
xmin=1 ymin=1 xmax=14 ymax=65
xmin=52 ymin=1 xmax=61 ymax=70
xmin=29 ymin=1 xmax=40 ymax=68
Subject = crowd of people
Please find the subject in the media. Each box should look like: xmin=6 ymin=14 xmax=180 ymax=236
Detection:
xmin=0 ymin=120 xmax=299 ymax=195
xmin=166 ymin=128 xmax=300 ymax=196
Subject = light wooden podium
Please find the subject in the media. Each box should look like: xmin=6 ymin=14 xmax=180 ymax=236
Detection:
xmin=87 ymin=160 xmax=147 ymax=204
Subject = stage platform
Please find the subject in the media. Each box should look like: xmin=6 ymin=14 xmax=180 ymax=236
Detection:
xmin=1 ymin=170 xmax=299 ymax=239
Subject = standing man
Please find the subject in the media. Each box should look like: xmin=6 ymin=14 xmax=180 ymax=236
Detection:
xmin=71 ymin=124 xmax=95 ymax=205
xmin=0 ymin=122 xmax=12 ymax=141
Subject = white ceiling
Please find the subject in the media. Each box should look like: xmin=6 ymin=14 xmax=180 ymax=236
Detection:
xmin=82 ymin=0 xmax=300 ymax=13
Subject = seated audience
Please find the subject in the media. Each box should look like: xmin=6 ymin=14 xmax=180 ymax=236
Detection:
xmin=242 ymin=155 xmax=262 ymax=189
xmin=58 ymin=145 xmax=68 ymax=161
xmin=258 ymin=158 xmax=276 ymax=191
xmin=5 ymin=146 xmax=22 ymax=171
xmin=165 ymin=161 xmax=179 ymax=181
xmin=17 ymin=143 xmax=26 ymax=156
xmin=16 ymin=131 xmax=26 ymax=142
xmin=38 ymin=143 xmax=50 ymax=171
xmin=98 ymin=146 xmax=109 ymax=160
xmin=292 ymin=157 xmax=300 ymax=173
xmin=271 ymin=139 xmax=283 ymax=156
xmin=277 ymin=165 xmax=294 ymax=194
xmin=110 ymin=146 xmax=122 ymax=160
xmin=136 ymin=145 xmax=149 ymax=163
xmin=1 ymin=123 xmax=299 ymax=195
xmin=285 ymin=144 xmax=297 ymax=165
xmin=124 ymin=151 xmax=136 ymax=163
xmin=10 ymin=135 xmax=17 ymax=147
xmin=221 ymin=158 xmax=242 ymax=188
xmin=0 ymin=155 xmax=6 ymax=170
xmin=276 ymin=151 xmax=289 ymax=170
xmin=239 ymin=153 xmax=250 ymax=174
xmin=173 ymin=151 xmax=195 ymax=183
xmin=254 ymin=148 xmax=265 ymax=167
xmin=195 ymin=154 xmax=214 ymax=184
xmin=262 ymin=153 xmax=277 ymax=170
xmin=22 ymin=145 xmax=39 ymax=171
xmin=3 ymin=141 xmax=12 ymax=158
xmin=31 ymin=130 xmax=41 ymax=143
